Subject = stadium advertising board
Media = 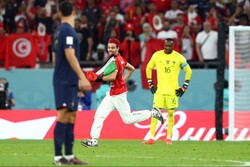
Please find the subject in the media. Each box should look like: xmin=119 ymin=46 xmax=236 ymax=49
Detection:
xmin=0 ymin=110 xmax=249 ymax=140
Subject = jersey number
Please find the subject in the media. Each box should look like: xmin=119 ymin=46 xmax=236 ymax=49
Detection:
xmin=165 ymin=67 xmax=171 ymax=73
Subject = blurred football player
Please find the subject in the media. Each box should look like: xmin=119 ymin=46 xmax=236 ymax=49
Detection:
xmin=52 ymin=1 xmax=91 ymax=165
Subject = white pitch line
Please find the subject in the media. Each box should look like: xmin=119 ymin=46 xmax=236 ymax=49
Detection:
xmin=96 ymin=155 xmax=155 ymax=159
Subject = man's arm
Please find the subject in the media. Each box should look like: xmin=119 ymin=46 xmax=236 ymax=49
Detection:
xmin=86 ymin=37 xmax=93 ymax=60
xmin=9 ymin=92 xmax=16 ymax=107
xmin=176 ymin=64 xmax=192 ymax=97
xmin=195 ymin=41 xmax=204 ymax=62
xmin=183 ymin=64 xmax=192 ymax=82
xmin=146 ymin=60 xmax=154 ymax=80
xmin=123 ymin=63 xmax=135 ymax=82
xmin=26 ymin=0 xmax=35 ymax=21
xmin=52 ymin=52 xmax=56 ymax=63
xmin=146 ymin=57 xmax=157 ymax=94
xmin=102 ymin=70 xmax=118 ymax=81
xmin=65 ymin=48 xmax=91 ymax=91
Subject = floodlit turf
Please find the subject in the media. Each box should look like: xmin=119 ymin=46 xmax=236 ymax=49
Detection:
xmin=0 ymin=140 xmax=249 ymax=166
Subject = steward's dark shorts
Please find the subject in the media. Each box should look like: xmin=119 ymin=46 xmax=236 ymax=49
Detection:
xmin=54 ymin=84 xmax=78 ymax=111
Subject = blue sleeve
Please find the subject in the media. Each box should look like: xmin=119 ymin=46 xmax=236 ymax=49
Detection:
xmin=61 ymin=27 xmax=75 ymax=50
xmin=9 ymin=92 xmax=14 ymax=99
xmin=82 ymin=92 xmax=92 ymax=106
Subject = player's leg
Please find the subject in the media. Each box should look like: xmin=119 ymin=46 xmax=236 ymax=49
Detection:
xmin=91 ymin=93 xmax=115 ymax=139
xmin=63 ymin=111 xmax=87 ymax=164
xmin=166 ymin=96 xmax=178 ymax=144
xmin=166 ymin=108 xmax=174 ymax=144
xmin=53 ymin=85 xmax=85 ymax=165
xmin=141 ymin=116 xmax=159 ymax=144
xmin=81 ymin=92 xmax=115 ymax=147
xmin=142 ymin=94 xmax=165 ymax=144
xmin=64 ymin=111 xmax=76 ymax=157
xmin=63 ymin=86 xmax=78 ymax=159
xmin=53 ymin=108 xmax=71 ymax=165
xmin=53 ymin=83 xmax=71 ymax=165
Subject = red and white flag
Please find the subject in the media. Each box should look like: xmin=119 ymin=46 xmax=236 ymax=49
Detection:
xmin=0 ymin=35 xmax=6 ymax=67
xmin=5 ymin=33 xmax=37 ymax=70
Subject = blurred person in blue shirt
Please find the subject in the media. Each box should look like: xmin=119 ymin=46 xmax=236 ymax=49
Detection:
xmin=0 ymin=77 xmax=16 ymax=109
xmin=77 ymin=91 xmax=92 ymax=110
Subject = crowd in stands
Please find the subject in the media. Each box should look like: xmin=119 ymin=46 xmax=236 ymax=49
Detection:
xmin=0 ymin=0 xmax=250 ymax=69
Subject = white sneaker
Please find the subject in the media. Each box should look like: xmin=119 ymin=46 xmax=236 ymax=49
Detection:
xmin=81 ymin=139 xmax=98 ymax=148
xmin=151 ymin=108 xmax=164 ymax=124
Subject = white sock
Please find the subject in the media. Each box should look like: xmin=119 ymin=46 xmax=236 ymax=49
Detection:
xmin=90 ymin=138 xmax=98 ymax=142
xmin=64 ymin=154 xmax=74 ymax=161
xmin=54 ymin=155 xmax=62 ymax=161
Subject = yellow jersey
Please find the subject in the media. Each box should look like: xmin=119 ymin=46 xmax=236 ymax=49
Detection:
xmin=146 ymin=50 xmax=190 ymax=95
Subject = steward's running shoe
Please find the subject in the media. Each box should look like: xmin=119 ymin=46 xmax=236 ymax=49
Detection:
xmin=81 ymin=139 xmax=98 ymax=148
xmin=151 ymin=108 xmax=164 ymax=124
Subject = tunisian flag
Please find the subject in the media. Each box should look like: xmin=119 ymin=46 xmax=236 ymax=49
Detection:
xmin=0 ymin=35 xmax=6 ymax=67
xmin=5 ymin=33 xmax=36 ymax=70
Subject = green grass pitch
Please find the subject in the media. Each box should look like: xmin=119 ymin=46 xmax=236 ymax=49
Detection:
xmin=0 ymin=140 xmax=249 ymax=166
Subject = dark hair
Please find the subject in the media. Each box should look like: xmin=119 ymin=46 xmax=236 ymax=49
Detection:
xmin=165 ymin=38 xmax=174 ymax=42
xmin=239 ymin=13 xmax=249 ymax=21
xmin=165 ymin=38 xmax=174 ymax=41
xmin=59 ymin=1 xmax=73 ymax=17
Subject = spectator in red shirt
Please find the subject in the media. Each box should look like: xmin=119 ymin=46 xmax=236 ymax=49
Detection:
xmin=149 ymin=0 xmax=172 ymax=12
xmin=173 ymin=13 xmax=186 ymax=40
xmin=132 ymin=6 xmax=146 ymax=36
xmin=32 ymin=23 xmax=51 ymax=62
xmin=75 ymin=0 xmax=86 ymax=10
xmin=184 ymin=4 xmax=202 ymax=27
xmin=99 ymin=0 xmax=113 ymax=18
xmin=120 ymin=23 xmax=141 ymax=68
xmin=189 ymin=21 xmax=201 ymax=62
xmin=206 ymin=6 xmax=219 ymax=31
xmin=145 ymin=2 xmax=159 ymax=33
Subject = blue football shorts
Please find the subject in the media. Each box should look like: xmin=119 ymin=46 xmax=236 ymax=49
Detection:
xmin=54 ymin=84 xmax=78 ymax=111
